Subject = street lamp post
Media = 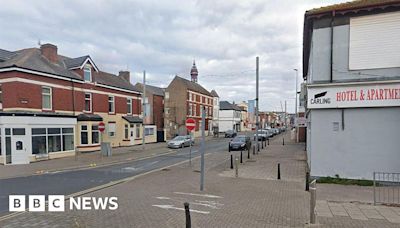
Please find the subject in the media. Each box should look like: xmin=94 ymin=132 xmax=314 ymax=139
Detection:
xmin=294 ymin=69 xmax=298 ymax=142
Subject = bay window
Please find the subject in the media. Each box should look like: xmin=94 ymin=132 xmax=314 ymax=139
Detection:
xmin=81 ymin=125 xmax=88 ymax=144
xmin=92 ymin=125 xmax=99 ymax=144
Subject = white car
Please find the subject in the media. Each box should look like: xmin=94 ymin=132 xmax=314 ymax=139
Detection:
xmin=167 ymin=136 xmax=194 ymax=149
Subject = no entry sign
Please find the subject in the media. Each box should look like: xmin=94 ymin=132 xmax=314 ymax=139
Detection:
xmin=98 ymin=122 xmax=105 ymax=132
xmin=186 ymin=118 xmax=196 ymax=131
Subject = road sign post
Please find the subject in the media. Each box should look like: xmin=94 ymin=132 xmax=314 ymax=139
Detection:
xmin=186 ymin=118 xmax=195 ymax=166
xmin=99 ymin=122 xmax=105 ymax=158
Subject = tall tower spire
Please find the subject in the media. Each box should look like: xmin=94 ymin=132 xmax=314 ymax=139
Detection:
xmin=190 ymin=60 xmax=198 ymax=83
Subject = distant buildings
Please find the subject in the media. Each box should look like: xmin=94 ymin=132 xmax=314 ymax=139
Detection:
xmin=218 ymin=101 xmax=241 ymax=132
xmin=164 ymin=62 xmax=214 ymax=139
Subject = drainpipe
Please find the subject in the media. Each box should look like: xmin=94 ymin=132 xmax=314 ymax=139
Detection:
xmin=330 ymin=10 xmax=335 ymax=83
xmin=71 ymin=79 xmax=75 ymax=116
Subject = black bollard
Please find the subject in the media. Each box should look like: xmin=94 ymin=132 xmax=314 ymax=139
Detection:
xmin=257 ymin=143 xmax=260 ymax=152
xmin=230 ymin=154 xmax=233 ymax=169
xmin=229 ymin=144 xmax=231 ymax=152
xmin=184 ymin=202 xmax=191 ymax=228
xmin=278 ymin=163 xmax=281 ymax=180
xmin=306 ymin=172 xmax=310 ymax=191
xmin=268 ymin=138 xmax=270 ymax=145
xmin=282 ymin=137 xmax=285 ymax=145
xmin=262 ymin=140 xmax=264 ymax=149
xmin=248 ymin=146 xmax=250 ymax=159
xmin=240 ymin=149 xmax=243 ymax=163
xmin=253 ymin=145 xmax=255 ymax=155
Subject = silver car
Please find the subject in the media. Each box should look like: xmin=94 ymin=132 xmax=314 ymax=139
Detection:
xmin=167 ymin=136 xmax=194 ymax=149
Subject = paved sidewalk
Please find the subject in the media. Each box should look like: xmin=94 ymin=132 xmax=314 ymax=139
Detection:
xmin=1 ymin=132 xmax=312 ymax=227
xmin=0 ymin=136 xmax=219 ymax=179
xmin=2 ymin=132 xmax=398 ymax=227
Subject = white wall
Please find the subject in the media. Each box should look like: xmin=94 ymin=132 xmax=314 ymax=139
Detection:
xmin=309 ymin=108 xmax=400 ymax=180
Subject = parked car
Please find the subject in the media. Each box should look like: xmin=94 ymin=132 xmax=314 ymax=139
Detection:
xmin=254 ymin=130 xmax=268 ymax=141
xmin=167 ymin=135 xmax=194 ymax=149
xmin=229 ymin=135 xmax=251 ymax=151
xmin=225 ymin=130 xmax=237 ymax=138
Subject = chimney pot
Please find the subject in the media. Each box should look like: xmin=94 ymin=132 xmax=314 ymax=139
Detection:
xmin=119 ymin=71 xmax=130 ymax=82
xmin=40 ymin=43 xmax=58 ymax=63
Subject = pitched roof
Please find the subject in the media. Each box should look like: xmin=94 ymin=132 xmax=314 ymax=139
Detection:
xmin=0 ymin=46 xmax=139 ymax=93
xmin=0 ymin=48 xmax=82 ymax=80
xmin=219 ymin=101 xmax=242 ymax=111
xmin=172 ymin=75 xmax=212 ymax=96
xmin=95 ymin=71 xmax=140 ymax=92
xmin=306 ymin=0 xmax=400 ymax=16
xmin=210 ymin=90 xmax=219 ymax=97
xmin=0 ymin=49 xmax=16 ymax=61
xmin=135 ymin=83 xmax=165 ymax=96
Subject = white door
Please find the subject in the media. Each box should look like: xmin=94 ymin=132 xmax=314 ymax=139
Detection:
xmin=130 ymin=124 xmax=135 ymax=145
xmin=11 ymin=136 xmax=29 ymax=164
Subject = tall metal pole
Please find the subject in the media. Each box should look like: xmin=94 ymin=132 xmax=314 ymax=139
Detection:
xmin=256 ymin=56 xmax=259 ymax=146
xmin=285 ymin=100 xmax=287 ymax=128
xmin=200 ymin=107 xmax=205 ymax=191
xmin=294 ymin=69 xmax=298 ymax=142
xmin=255 ymin=57 xmax=259 ymax=146
xmin=142 ymin=70 xmax=146 ymax=150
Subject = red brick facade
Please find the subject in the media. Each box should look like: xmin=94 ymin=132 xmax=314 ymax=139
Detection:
xmin=0 ymin=70 xmax=141 ymax=115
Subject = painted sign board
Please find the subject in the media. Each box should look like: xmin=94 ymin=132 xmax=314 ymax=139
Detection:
xmin=307 ymin=83 xmax=400 ymax=109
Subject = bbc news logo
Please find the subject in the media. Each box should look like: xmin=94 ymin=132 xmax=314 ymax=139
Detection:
xmin=9 ymin=195 xmax=118 ymax=212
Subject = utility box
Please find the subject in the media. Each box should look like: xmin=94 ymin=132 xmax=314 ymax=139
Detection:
xmin=101 ymin=142 xmax=112 ymax=157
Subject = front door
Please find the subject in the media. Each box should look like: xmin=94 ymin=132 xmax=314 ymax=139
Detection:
xmin=129 ymin=124 xmax=135 ymax=145
xmin=11 ymin=136 xmax=29 ymax=164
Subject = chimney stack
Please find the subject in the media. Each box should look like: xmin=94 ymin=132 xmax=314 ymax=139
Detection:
xmin=119 ymin=71 xmax=130 ymax=83
xmin=40 ymin=43 xmax=58 ymax=63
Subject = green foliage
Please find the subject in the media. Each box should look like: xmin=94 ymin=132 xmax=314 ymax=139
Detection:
xmin=316 ymin=175 xmax=373 ymax=186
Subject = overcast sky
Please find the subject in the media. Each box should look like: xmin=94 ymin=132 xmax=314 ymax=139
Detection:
xmin=0 ymin=0 xmax=343 ymax=113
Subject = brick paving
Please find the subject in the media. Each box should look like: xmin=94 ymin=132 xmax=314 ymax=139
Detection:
xmin=1 ymin=132 xmax=400 ymax=227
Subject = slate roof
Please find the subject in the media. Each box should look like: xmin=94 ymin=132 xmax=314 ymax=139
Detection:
xmin=123 ymin=116 xmax=143 ymax=123
xmin=172 ymin=75 xmax=212 ymax=96
xmin=219 ymin=101 xmax=242 ymax=111
xmin=135 ymin=83 xmax=165 ymax=96
xmin=63 ymin=55 xmax=90 ymax=69
xmin=210 ymin=90 xmax=219 ymax=97
xmin=0 ymin=46 xmax=139 ymax=93
xmin=0 ymin=49 xmax=16 ymax=61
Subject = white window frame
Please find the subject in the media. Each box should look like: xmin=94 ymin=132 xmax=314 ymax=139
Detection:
xmin=80 ymin=125 xmax=88 ymax=145
xmin=0 ymin=84 xmax=3 ymax=109
xmin=127 ymin=98 xmax=132 ymax=115
xmin=42 ymin=86 xmax=52 ymax=110
xmin=108 ymin=96 xmax=115 ymax=114
xmin=83 ymin=65 xmax=92 ymax=82
xmin=108 ymin=122 xmax=116 ymax=137
xmin=91 ymin=125 xmax=99 ymax=144
xmin=84 ymin=93 xmax=92 ymax=112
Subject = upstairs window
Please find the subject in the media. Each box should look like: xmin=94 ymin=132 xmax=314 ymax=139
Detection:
xmin=127 ymin=98 xmax=132 ymax=115
xmin=84 ymin=93 xmax=92 ymax=112
xmin=84 ymin=65 xmax=92 ymax=82
xmin=108 ymin=96 xmax=115 ymax=113
xmin=42 ymin=86 xmax=52 ymax=110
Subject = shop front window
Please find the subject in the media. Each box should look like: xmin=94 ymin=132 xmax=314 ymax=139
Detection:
xmin=32 ymin=127 xmax=74 ymax=154
xmin=62 ymin=128 xmax=74 ymax=151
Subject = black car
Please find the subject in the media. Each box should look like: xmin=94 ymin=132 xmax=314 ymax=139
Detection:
xmin=225 ymin=130 xmax=237 ymax=138
xmin=229 ymin=135 xmax=251 ymax=151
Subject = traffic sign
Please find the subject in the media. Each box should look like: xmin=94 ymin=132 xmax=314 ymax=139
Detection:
xmin=186 ymin=118 xmax=196 ymax=131
xmin=98 ymin=122 xmax=105 ymax=132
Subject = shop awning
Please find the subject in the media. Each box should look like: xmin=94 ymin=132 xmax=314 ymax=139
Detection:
xmin=77 ymin=113 xmax=103 ymax=121
xmin=122 ymin=116 xmax=143 ymax=123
